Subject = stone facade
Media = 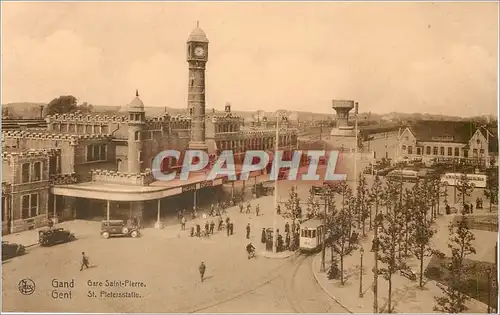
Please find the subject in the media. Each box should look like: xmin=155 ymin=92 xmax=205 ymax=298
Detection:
xmin=1 ymin=149 xmax=56 ymax=233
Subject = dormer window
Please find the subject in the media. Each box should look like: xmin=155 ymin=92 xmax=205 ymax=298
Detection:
xmin=476 ymin=139 xmax=480 ymax=145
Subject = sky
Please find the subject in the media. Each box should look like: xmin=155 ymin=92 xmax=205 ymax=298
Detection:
xmin=1 ymin=2 xmax=498 ymax=116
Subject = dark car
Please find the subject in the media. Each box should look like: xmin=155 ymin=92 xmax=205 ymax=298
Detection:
xmin=101 ymin=220 xmax=140 ymax=239
xmin=38 ymin=228 xmax=76 ymax=246
xmin=2 ymin=241 xmax=26 ymax=260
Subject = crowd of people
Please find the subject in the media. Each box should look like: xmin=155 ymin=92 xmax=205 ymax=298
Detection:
xmin=260 ymin=219 xmax=301 ymax=252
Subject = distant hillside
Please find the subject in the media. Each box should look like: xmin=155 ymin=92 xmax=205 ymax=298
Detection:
xmin=3 ymin=102 xmax=46 ymax=119
xmin=2 ymin=102 xmax=496 ymax=123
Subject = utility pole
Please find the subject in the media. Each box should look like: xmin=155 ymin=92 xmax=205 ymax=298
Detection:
xmin=272 ymin=112 xmax=281 ymax=253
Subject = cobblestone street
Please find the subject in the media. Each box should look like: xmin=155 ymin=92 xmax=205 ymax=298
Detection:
xmin=2 ymin=181 xmax=340 ymax=313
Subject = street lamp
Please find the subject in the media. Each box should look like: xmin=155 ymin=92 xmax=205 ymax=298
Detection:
xmin=359 ymin=247 xmax=365 ymax=297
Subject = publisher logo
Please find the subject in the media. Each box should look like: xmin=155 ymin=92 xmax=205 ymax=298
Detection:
xmin=18 ymin=278 xmax=35 ymax=295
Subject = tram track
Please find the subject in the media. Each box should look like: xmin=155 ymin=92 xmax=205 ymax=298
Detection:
xmin=191 ymin=252 xmax=350 ymax=313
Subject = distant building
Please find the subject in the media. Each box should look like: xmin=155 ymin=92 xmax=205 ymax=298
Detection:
xmin=397 ymin=120 xmax=498 ymax=166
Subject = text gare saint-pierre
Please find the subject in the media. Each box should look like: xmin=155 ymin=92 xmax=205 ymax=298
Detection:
xmin=151 ymin=150 xmax=347 ymax=182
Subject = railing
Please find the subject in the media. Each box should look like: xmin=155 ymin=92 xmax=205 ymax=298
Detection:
xmin=49 ymin=173 xmax=79 ymax=185
xmin=90 ymin=169 xmax=154 ymax=186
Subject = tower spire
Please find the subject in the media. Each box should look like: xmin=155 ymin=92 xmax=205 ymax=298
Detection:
xmin=197 ymin=20 xmax=199 ymax=27
xmin=136 ymin=89 xmax=139 ymax=97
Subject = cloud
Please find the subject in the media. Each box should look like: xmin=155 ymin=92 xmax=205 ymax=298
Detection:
xmin=2 ymin=30 xmax=103 ymax=104
xmin=1 ymin=2 xmax=497 ymax=116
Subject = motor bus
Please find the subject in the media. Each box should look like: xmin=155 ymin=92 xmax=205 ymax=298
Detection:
xmin=299 ymin=219 xmax=325 ymax=253
xmin=440 ymin=173 xmax=487 ymax=188
xmin=386 ymin=169 xmax=419 ymax=182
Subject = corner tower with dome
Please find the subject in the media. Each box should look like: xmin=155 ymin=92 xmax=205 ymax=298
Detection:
xmin=127 ymin=90 xmax=146 ymax=173
xmin=186 ymin=22 xmax=209 ymax=152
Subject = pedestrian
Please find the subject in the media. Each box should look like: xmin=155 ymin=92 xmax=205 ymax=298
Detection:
xmin=227 ymin=223 xmax=231 ymax=236
xmin=210 ymin=220 xmax=215 ymax=235
xmin=470 ymin=202 xmax=474 ymax=214
xmin=181 ymin=216 xmax=186 ymax=230
xmin=246 ymin=203 xmax=251 ymax=214
xmin=246 ymin=223 xmax=251 ymax=239
xmin=199 ymin=262 xmax=206 ymax=283
xmin=261 ymin=228 xmax=267 ymax=244
xmin=239 ymin=202 xmax=244 ymax=213
xmin=218 ymin=217 xmax=223 ymax=230
xmin=285 ymin=233 xmax=291 ymax=250
xmin=277 ymin=204 xmax=281 ymax=215
xmin=80 ymin=252 xmax=90 ymax=271
xmin=284 ymin=221 xmax=290 ymax=234
xmin=196 ymin=224 xmax=201 ymax=237
xmin=204 ymin=221 xmax=209 ymax=235
xmin=230 ymin=222 xmax=234 ymax=235
xmin=255 ymin=204 xmax=260 ymax=216
xmin=277 ymin=234 xmax=284 ymax=252
xmin=190 ymin=226 xmax=195 ymax=237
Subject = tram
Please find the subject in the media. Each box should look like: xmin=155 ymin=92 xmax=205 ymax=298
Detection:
xmin=299 ymin=219 xmax=325 ymax=253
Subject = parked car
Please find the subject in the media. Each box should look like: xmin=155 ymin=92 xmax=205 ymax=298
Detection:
xmin=38 ymin=228 xmax=76 ymax=246
xmin=2 ymin=241 xmax=26 ymax=260
xmin=101 ymin=220 xmax=140 ymax=239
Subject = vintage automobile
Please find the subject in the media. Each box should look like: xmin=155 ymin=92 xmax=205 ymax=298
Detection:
xmin=101 ymin=220 xmax=140 ymax=239
xmin=38 ymin=228 xmax=76 ymax=246
xmin=2 ymin=241 xmax=26 ymax=260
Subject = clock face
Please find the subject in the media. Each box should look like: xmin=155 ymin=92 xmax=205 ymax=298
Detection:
xmin=194 ymin=46 xmax=205 ymax=57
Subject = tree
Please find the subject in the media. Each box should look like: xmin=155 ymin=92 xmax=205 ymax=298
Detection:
xmin=44 ymin=96 xmax=94 ymax=117
xmin=369 ymin=175 xmax=385 ymax=313
xmin=410 ymin=182 xmax=440 ymax=288
xmin=434 ymin=215 xmax=476 ymax=313
xmin=484 ymin=169 xmax=499 ymax=212
xmin=306 ymin=188 xmax=321 ymax=219
xmin=456 ymin=174 xmax=474 ymax=212
xmin=377 ymin=178 xmax=411 ymax=313
xmin=330 ymin=184 xmax=357 ymax=285
xmin=402 ymin=187 xmax=414 ymax=257
xmin=356 ymin=173 xmax=370 ymax=236
xmin=284 ymin=186 xmax=302 ymax=219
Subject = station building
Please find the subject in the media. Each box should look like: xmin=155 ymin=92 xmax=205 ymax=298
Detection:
xmin=1 ymin=25 xmax=298 ymax=234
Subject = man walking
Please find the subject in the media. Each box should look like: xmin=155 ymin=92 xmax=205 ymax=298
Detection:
xmin=255 ymin=204 xmax=260 ymax=216
xmin=181 ymin=216 xmax=186 ymax=230
xmin=80 ymin=252 xmax=90 ymax=271
xmin=209 ymin=220 xmax=215 ymax=235
xmin=246 ymin=223 xmax=251 ymax=239
xmin=199 ymin=262 xmax=206 ymax=283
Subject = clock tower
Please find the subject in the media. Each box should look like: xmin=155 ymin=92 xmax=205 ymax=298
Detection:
xmin=187 ymin=22 xmax=209 ymax=151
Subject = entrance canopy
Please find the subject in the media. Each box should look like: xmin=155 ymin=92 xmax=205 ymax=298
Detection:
xmin=52 ymin=176 xmax=225 ymax=202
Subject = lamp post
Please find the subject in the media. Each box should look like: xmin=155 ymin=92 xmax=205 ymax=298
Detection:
xmin=359 ymin=247 xmax=365 ymax=297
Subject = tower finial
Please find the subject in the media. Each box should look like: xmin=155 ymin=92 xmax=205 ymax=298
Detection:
xmin=197 ymin=20 xmax=199 ymax=27
xmin=136 ymin=89 xmax=139 ymax=97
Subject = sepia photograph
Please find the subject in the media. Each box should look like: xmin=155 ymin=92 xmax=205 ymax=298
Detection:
xmin=1 ymin=1 xmax=498 ymax=313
